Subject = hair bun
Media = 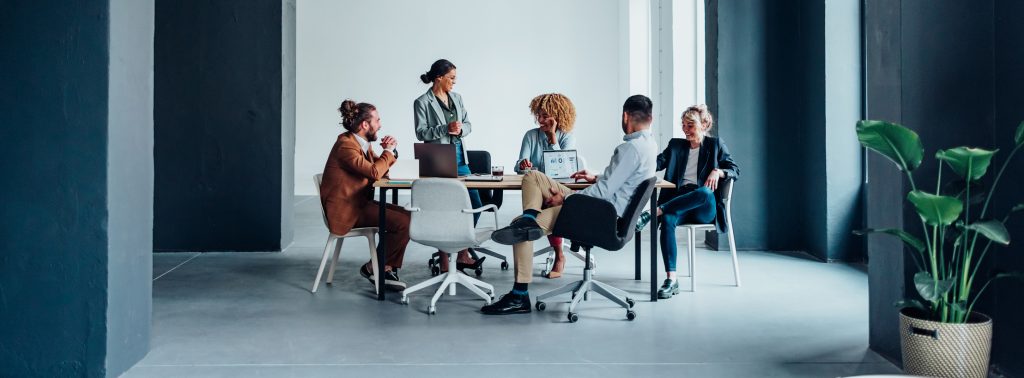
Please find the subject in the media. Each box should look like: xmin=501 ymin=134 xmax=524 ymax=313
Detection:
xmin=420 ymin=73 xmax=432 ymax=84
xmin=339 ymin=99 xmax=358 ymax=126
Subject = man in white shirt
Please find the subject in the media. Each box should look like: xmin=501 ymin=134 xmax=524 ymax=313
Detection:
xmin=483 ymin=95 xmax=658 ymax=315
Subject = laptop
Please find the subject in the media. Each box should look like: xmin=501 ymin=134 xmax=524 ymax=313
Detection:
xmin=386 ymin=159 xmax=419 ymax=180
xmin=413 ymin=143 xmax=459 ymax=178
xmin=541 ymin=149 xmax=580 ymax=183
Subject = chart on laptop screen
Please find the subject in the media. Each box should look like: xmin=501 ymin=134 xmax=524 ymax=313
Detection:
xmin=543 ymin=150 xmax=578 ymax=179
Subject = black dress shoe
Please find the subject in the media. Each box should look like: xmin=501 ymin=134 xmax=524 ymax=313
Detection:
xmin=481 ymin=291 xmax=532 ymax=315
xmin=491 ymin=217 xmax=544 ymax=245
xmin=657 ymin=279 xmax=679 ymax=299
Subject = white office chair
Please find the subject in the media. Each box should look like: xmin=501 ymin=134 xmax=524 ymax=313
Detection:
xmin=311 ymin=174 xmax=380 ymax=294
xmin=677 ymin=178 xmax=741 ymax=292
xmin=400 ymin=178 xmax=496 ymax=314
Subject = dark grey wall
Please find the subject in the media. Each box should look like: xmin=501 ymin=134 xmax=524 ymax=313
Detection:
xmin=708 ymin=0 xmax=863 ymax=262
xmin=990 ymin=1 xmax=1024 ymax=375
xmin=154 ymin=0 xmax=289 ymax=251
xmin=0 ymin=1 xmax=110 ymax=376
xmin=864 ymin=0 xmax=907 ymax=364
xmin=865 ymin=1 xmax=1024 ymax=375
xmin=2 ymin=1 xmax=152 ymax=376
xmin=708 ymin=0 xmax=774 ymax=250
xmin=106 ymin=0 xmax=154 ymax=375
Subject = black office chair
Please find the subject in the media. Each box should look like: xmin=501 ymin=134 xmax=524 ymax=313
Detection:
xmin=466 ymin=150 xmax=504 ymax=210
xmin=427 ymin=150 xmax=509 ymax=273
xmin=535 ymin=176 xmax=657 ymax=322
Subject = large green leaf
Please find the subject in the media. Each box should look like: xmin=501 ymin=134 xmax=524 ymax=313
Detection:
xmin=907 ymin=191 xmax=963 ymax=226
xmin=856 ymin=120 xmax=924 ymax=172
xmin=894 ymin=299 xmax=928 ymax=312
xmin=914 ymin=272 xmax=954 ymax=303
xmin=853 ymin=228 xmax=926 ymax=252
xmin=962 ymin=220 xmax=1011 ymax=245
xmin=1016 ymin=120 xmax=1024 ymax=146
xmin=935 ymin=147 xmax=998 ymax=181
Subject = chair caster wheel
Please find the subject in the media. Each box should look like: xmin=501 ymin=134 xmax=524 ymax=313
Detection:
xmin=400 ymin=297 xmax=409 ymax=305
xmin=626 ymin=310 xmax=636 ymax=321
xmin=428 ymin=305 xmax=436 ymax=315
xmin=567 ymin=312 xmax=579 ymax=323
xmin=500 ymin=261 xmax=509 ymax=270
xmin=536 ymin=301 xmax=546 ymax=311
xmin=430 ymin=266 xmax=440 ymax=276
xmin=474 ymin=267 xmax=483 ymax=277
xmin=626 ymin=298 xmax=635 ymax=308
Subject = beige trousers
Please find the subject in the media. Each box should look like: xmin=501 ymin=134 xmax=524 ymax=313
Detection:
xmin=514 ymin=171 xmax=575 ymax=283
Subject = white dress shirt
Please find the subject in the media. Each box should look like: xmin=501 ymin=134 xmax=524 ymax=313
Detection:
xmin=577 ymin=129 xmax=657 ymax=216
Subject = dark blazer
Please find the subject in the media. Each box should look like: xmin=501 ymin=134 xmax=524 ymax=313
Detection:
xmin=320 ymin=132 xmax=396 ymax=235
xmin=655 ymin=136 xmax=739 ymax=232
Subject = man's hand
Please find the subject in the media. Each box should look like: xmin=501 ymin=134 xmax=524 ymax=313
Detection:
xmin=519 ymin=159 xmax=534 ymax=170
xmin=570 ymin=169 xmax=597 ymax=183
xmin=543 ymin=187 xmax=565 ymax=208
xmin=380 ymin=135 xmax=397 ymax=151
xmin=447 ymin=121 xmax=462 ymax=135
xmin=703 ymin=169 xmax=724 ymax=191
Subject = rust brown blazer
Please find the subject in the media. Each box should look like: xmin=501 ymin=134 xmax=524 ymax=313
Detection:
xmin=320 ymin=132 xmax=396 ymax=235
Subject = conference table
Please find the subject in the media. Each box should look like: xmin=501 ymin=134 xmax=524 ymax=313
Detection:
xmin=372 ymin=175 xmax=675 ymax=302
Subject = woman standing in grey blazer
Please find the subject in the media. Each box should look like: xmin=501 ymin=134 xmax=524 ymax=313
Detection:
xmin=413 ymin=59 xmax=485 ymax=274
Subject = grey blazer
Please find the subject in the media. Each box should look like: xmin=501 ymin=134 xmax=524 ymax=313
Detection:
xmin=413 ymin=89 xmax=473 ymax=145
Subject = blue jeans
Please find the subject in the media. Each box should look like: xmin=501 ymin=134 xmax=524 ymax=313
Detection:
xmin=658 ymin=186 xmax=716 ymax=272
xmin=457 ymin=163 xmax=483 ymax=225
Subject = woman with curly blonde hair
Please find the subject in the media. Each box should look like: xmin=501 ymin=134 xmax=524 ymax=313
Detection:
xmin=515 ymin=93 xmax=580 ymax=278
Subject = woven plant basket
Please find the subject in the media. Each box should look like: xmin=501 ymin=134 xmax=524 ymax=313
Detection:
xmin=899 ymin=308 xmax=992 ymax=378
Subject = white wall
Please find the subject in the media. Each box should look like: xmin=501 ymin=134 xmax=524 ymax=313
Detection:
xmin=295 ymin=0 xmax=630 ymax=194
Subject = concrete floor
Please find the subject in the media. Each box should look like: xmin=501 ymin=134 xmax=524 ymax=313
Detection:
xmin=124 ymin=195 xmax=901 ymax=377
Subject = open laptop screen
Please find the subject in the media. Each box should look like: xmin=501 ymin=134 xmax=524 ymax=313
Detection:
xmin=541 ymin=150 xmax=579 ymax=179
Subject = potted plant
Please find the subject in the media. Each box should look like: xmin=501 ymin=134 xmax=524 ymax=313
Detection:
xmin=854 ymin=119 xmax=1024 ymax=378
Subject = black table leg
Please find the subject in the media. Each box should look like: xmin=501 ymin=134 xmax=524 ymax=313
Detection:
xmin=390 ymin=188 xmax=398 ymax=205
xmin=634 ymin=231 xmax=641 ymax=281
xmin=650 ymin=189 xmax=659 ymax=302
xmin=377 ymin=188 xmax=387 ymax=300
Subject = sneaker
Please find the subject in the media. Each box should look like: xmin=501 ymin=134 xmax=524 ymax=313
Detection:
xmin=383 ymin=270 xmax=406 ymax=292
xmin=359 ymin=263 xmax=375 ymax=284
xmin=657 ymin=279 xmax=679 ymax=299
xmin=491 ymin=216 xmax=545 ymax=245
xmin=635 ymin=210 xmax=652 ymax=232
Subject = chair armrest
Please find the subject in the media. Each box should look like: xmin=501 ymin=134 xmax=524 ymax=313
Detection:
xmin=551 ymin=194 xmax=620 ymax=249
xmin=461 ymin=204 xmax=498 ymax=214
xmin=464 ymin=204 xmax=500 ymax=228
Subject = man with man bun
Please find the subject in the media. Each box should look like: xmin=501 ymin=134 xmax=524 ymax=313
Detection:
xmin=319 ymin=99 xmax=409 ymax=291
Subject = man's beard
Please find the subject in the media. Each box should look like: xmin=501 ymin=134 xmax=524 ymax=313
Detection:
xmin=366 ymin=129 xmax=379 ymax=142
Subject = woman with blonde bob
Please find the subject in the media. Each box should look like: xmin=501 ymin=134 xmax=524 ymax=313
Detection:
xmin=515 ymin=93 xmax=579 ymax=278
xmin=636 ymin=104 xmax=739 ymax=299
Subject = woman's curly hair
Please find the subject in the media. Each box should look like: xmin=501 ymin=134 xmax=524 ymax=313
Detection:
xmin=528 ymin=93 xmax=576 ymax=133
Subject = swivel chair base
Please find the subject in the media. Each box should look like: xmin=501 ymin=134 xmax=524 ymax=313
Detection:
xmin=534 ymin=247 xmax=635 ymax=322
xmin=533 ymin=241 xmax=596 ymax=276
xmin=401 ymin=263 xmax=495 ymax=315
